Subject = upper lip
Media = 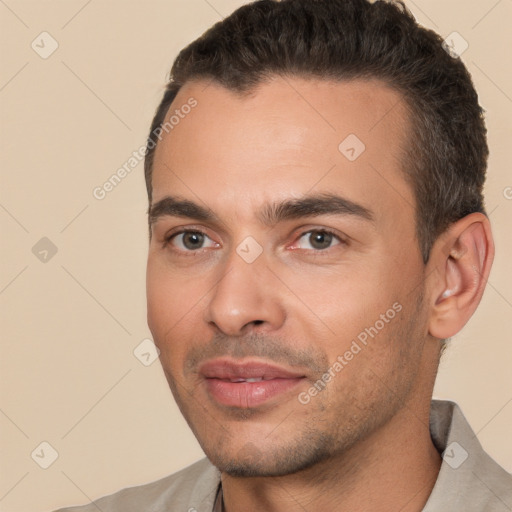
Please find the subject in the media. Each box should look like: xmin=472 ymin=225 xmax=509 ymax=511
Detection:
xmin=199 ymin=358 xmax=306 ymax=380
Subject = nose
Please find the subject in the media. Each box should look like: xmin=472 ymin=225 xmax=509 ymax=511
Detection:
xmin=204 ymin=248 xmax=286 ymax=337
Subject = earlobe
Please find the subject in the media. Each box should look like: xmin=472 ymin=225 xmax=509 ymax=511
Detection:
xmin=428 ymin=213 xmax=494 ymax=340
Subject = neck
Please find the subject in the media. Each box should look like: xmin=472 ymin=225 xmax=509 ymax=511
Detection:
xmin=221 ymin=400 xmax=442 ymax=512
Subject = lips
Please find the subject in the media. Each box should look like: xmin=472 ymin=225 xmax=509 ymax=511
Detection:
xmin=199 ymin=359 xmax=306 ymax=408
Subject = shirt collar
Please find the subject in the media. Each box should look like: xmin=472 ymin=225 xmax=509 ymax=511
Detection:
xmin=211 ymin=400 xmax=510 ymax=511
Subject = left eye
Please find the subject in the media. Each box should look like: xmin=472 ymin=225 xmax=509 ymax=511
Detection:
xmin=295 ymin=230 xmax=342 ymax=250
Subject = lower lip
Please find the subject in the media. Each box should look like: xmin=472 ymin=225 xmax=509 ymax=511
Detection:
xmin=205 ymin=377 xmax=304 ymax=408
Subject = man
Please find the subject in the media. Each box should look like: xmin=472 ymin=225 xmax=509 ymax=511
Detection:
xmin=57 ymin=0 xmax=511 ymax=510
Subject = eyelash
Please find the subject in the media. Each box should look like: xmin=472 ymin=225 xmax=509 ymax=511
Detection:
xmin=163 ymin=228 xmax=346 ymax=255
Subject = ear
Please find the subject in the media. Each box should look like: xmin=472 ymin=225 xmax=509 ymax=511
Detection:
xmin=427 ymin=212 xmax=494 ymax=339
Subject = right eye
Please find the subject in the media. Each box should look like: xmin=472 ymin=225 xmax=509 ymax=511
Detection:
xmin=166 ymin=230 xmax=219 ymax=252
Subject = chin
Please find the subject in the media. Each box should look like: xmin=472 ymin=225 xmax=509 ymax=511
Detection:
xmin=206 ymin=435 xmax=336 ymax=478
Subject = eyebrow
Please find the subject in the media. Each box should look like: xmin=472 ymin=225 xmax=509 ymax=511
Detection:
xmin=148 ymin=192 xmax=374 ymax=227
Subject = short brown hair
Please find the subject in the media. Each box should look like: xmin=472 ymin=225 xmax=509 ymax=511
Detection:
xmin=144 ymin=0 xmax=488 ymax=262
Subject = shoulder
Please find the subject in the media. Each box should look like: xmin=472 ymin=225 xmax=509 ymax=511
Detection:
xmin=425 ymin=400 xmax=512 ymax=511
xmin=54 ymin=458 xmax=220 ymax=512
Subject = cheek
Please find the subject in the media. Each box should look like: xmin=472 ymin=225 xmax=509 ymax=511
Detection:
xmin=147 ymin=255 xmax=204 ymax=320
xmin=146 ymin=260 xmax=174 ymax=334
xmin=146 ymin=258 xmax=206 ymax=361
xmin=283 ymin=264 xmax=392 ymax=342
xmin=283 ymin=260 xmax=413 ymax=385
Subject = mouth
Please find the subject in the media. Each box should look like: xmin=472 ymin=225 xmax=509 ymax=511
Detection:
xmin=199 ymin=358 xmax=306 ymax=408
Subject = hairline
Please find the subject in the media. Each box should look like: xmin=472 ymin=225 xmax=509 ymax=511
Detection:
xmin=145 ymin=74 xmax=428 ymax=255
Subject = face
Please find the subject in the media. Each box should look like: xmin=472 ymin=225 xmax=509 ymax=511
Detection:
xmin=146 ymin=77 xmax=432 ymax=477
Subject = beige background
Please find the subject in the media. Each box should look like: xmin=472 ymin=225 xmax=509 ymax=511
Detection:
xmin=0 ymin=1 xmax=511 ymax=511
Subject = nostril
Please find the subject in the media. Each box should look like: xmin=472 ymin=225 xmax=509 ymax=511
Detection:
xmin=252 ymin=320 xmax=264 ymax=326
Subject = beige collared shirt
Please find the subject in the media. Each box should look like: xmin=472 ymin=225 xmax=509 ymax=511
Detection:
xmin=55 ymin=400 xmax=512 ymax=511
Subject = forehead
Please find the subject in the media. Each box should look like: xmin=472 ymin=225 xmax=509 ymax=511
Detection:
xmin=151 ymin=76 xmax=415 ymax=228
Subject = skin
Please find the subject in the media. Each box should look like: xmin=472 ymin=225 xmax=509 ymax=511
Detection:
xmin=146 ymin=77 xmax=494 ymax=511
